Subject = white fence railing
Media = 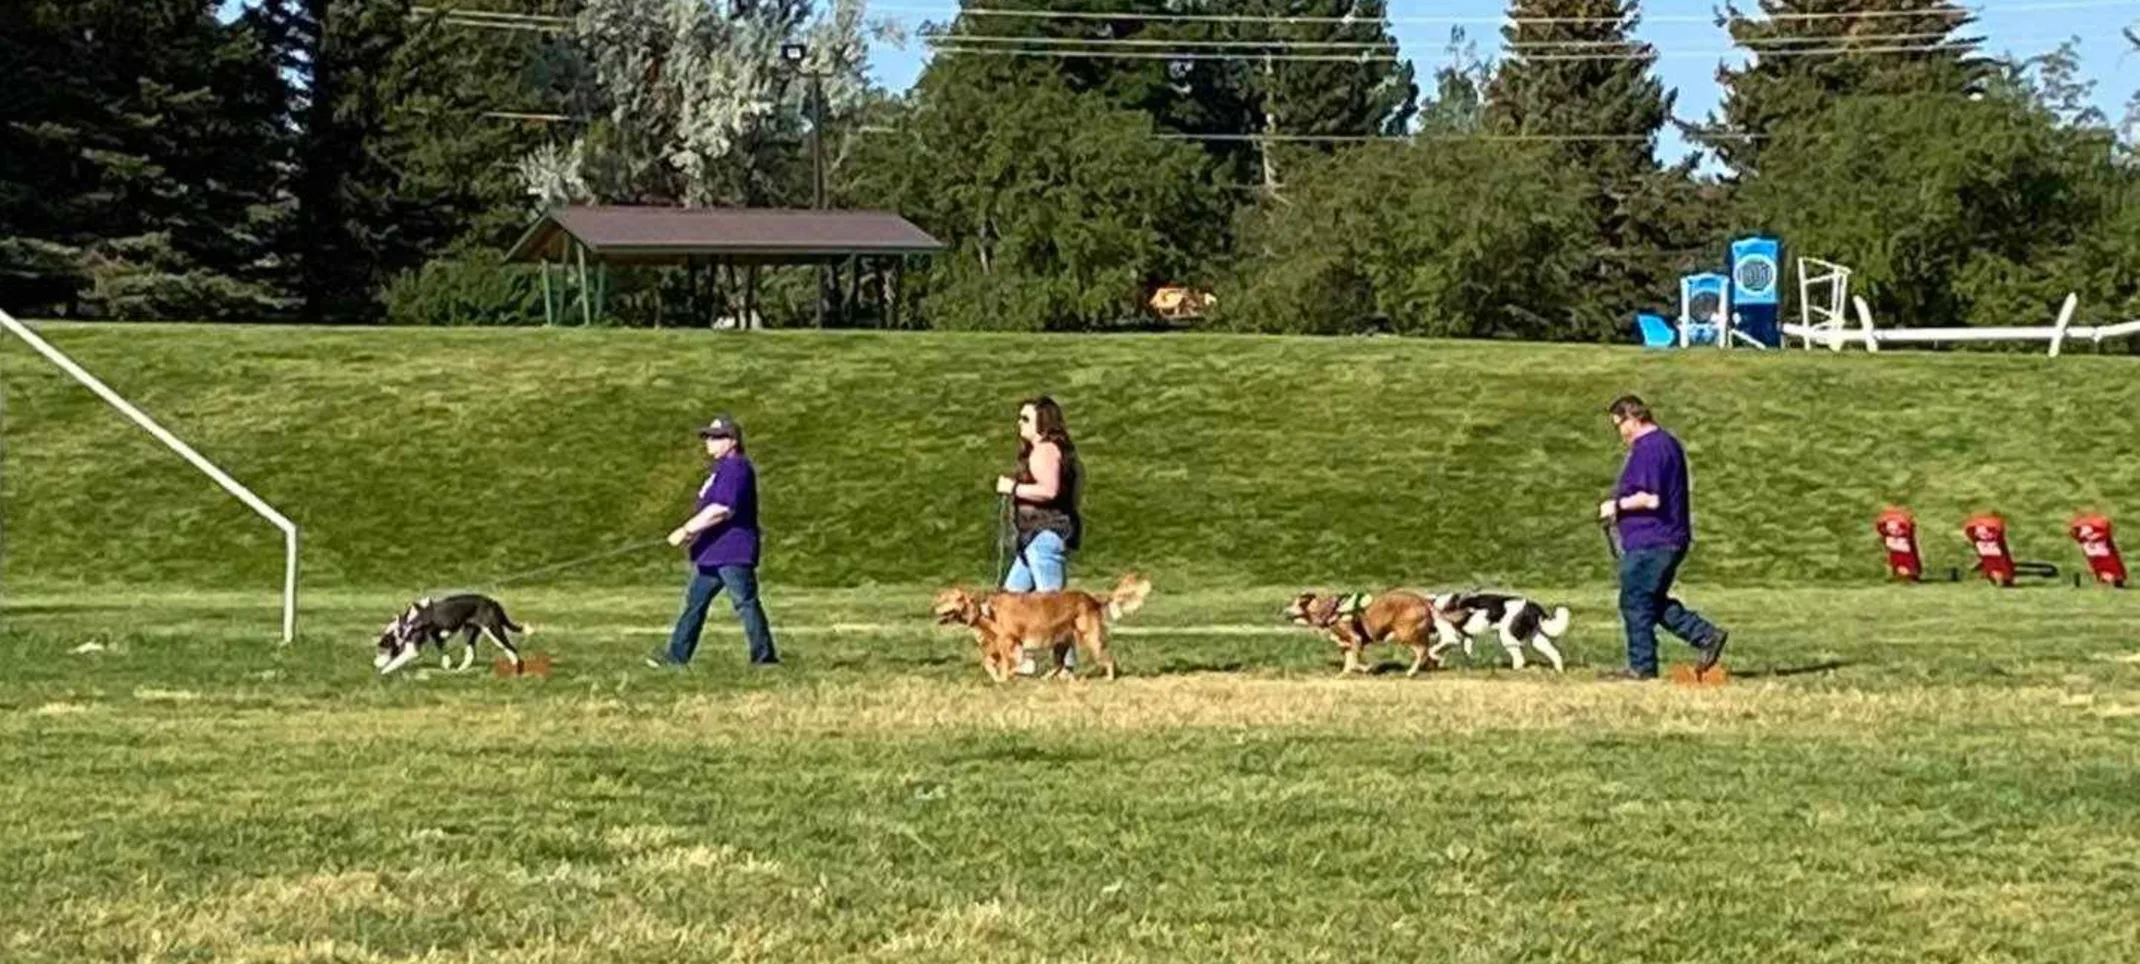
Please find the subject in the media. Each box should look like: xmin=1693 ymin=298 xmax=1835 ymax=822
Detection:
xmin=1782 ymin=293 xmax=2140 ymax=358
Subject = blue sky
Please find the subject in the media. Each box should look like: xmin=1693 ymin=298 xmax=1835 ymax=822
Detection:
xmin=856 ymin=0 xmax=2140 ymax=164
xmin=217 ymin=0 xmax=2136 ymax=163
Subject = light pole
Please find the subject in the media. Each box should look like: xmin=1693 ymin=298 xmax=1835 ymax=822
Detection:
xmin=781 ymin=42 xmax=829 ymax=327
xmin=779 ymin=42 xmax=827 ymax=209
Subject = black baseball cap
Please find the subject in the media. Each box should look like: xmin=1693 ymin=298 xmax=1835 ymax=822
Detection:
xmin=696 ymin=415 xmax=742 ymax=441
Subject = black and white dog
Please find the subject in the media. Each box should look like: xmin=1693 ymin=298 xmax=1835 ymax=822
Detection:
xmin=374 ymin=593 xmax=531 ymax=676
xmin=1428 ymin=592 xmax=1572 ymax=672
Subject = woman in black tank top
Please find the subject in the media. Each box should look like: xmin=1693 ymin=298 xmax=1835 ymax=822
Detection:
xmin=994 ymin=395 xmax=1082 ymax=589
xmin=993 ymin=396 xmax=1084 ymax=673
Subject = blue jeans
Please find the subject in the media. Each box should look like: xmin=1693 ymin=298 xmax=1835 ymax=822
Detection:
xmin=1618 ymin=547 xmax=1718 ymax=677
xmin=1005 ymin=531 xmax=1071 ymax=670
xmin=665 ymin=565 xmax=778 ymax=665
xmin=1004 ymin=530 xmax=1069 ymax=592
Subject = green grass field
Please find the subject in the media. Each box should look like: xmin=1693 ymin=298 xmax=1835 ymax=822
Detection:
xmin=4 ymin=324 xmax=2137 ymax=591
xmin=4 ymin=584 xmax=2138 ymax=961
xmin=3 ymin=325 xmax=2138 ymax=960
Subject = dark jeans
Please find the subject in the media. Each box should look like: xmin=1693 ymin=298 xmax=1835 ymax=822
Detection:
xmin=1617 ymin=547 xmax=1718 ymax=677
xmin=665 ymin=564 xmax=778 ymax=665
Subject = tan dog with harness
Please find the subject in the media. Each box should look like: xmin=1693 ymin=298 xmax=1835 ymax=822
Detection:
xmin=1283 ymin=590 xmax=1448 ymax=677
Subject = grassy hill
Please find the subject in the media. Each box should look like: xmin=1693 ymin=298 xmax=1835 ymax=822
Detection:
xmin=3 ymin=323 xmax=2136 ymax=592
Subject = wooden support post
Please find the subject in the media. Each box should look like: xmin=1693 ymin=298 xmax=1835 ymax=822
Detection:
xmin=745 ymin=264 xmax=759 ymax=330
xmin=685 ymin=258 xmax=699 ymax=327
xmin=576 ymin=242 xmax=592 ymax=327
xmin=596 ymin=261 xmax=609 ymax=323
xmin=845 ymin=254 xmax=860 ymax=327
xmin=540 ymin=255 xmax=555 ymax=327
xmin=814 ymin=260 xmax=826 ymax=328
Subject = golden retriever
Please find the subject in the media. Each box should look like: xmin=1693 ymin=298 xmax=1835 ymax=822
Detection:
xmin=932 ymin=573 xmax=1153 ymax=681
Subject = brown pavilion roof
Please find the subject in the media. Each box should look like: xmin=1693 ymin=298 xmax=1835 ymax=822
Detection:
xmin=504 ymin=206 xmax=945 ymax=265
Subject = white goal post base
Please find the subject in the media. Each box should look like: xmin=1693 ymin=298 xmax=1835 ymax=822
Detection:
xmin=0 ymin=312 xmax=298 ymax=643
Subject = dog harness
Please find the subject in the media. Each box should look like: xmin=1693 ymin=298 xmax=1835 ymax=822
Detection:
xmin=1314 ymin=593 xmax=1372 ymax=646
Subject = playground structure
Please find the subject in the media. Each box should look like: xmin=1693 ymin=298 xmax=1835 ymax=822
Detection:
xmin=1639 ymin=245 xmax=2140 ymax=357
xmin=1637 ymin=235 xmax=1785 ymax=350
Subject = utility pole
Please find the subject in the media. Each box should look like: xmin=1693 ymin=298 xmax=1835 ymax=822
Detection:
xmin=782 ymin=42 xmax=830 ymax=328
xmin=809 ymin=72 xmax=825 ymax=210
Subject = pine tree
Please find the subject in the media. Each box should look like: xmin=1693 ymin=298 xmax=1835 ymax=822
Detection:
xmin=376 ymin=1 xmax=582 ymax=250
xmin=271 ymin=0 xmax=416 ymax=322
xmin=1235 ymin=0 xmax=1417 ymax=192
xmin=0 ymin=0 xmax=288 ymax=318
xmin=1483 ymin=0 xmax=1686 ymax=339
xmin=927 ymin=1 xmax=1215 ymax=133
xmin=271 ymin=0 xmax=582 ymax=322
xmin=1712 ymin=0 xmax=1985 ymax=175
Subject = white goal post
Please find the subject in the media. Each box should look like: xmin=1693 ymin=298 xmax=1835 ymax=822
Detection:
xmin=0 ymin=311 xmax=298 ymax=643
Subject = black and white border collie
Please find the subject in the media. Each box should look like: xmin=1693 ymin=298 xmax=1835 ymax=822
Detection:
xmin=1428 ymin=592 xmax=1572 ymax=672
xmin=374 ymin=594 xmax=530 ymax=676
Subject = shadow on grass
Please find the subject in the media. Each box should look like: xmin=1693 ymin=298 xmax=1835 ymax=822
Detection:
xmin=826 ymin=652 xmax=962 ymax=671
xmin=1737 ymin=660 xmax=1852 ymax=679
xmin=1150 ymin=658 xmax=1251 ymax=675
xmin=2 ymin=604 xmax=138 ymax=618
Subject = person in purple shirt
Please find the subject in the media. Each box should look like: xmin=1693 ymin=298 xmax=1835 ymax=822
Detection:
xmin=1597 ymin=395 xmax=1728 ymax=680
xmin=648 ymin=414 xmax=779 ymax=668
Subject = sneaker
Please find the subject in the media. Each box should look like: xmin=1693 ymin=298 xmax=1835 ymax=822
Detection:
xmin=1694 ymin=629 xmax=1730 ymax=675
xmin=1596 ymin=667 xmax=1658 ymax=682
xmin=645 ymin=651 xmax=684 ymax=669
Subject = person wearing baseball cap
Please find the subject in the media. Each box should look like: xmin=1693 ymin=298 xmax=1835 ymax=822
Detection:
xmin=650 ymin=414 xmax=780 ymax=668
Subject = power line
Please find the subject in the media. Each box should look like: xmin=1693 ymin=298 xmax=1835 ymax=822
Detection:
xmin=930 ymin=46 xmax=1402 ymax=62
xmin=436 ymin=15 xmax=558 ymax=33
xmin=416 ymin=0 xmax=2136 ymax=32
xmin=465 ymin=107 xmax=1773 ymax=145
xmin=930 ymin=33 xmax=1647 ymax=52
xmin=885 ymin=1 xmax=2127 ymax=27
xmin=1158 ymin=131 xmax=1653 ymax=142
xmin=412 ymin=5 xmax=570 ymax=26
xmin=924 ymin=30 xmax=1975 ymax=51
xmin=1716 ymin=40 xmax=1978 ymax=56
xmin=924 ymin=34 xmax=1404 ymax=51
xmin=929 ymin=40 xmax=1984 ymax=63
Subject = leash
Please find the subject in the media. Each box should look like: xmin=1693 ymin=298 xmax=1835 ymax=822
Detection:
xmin=451 ymin=537 xmax=671 ymax=594
xmin=993 ymin=492 xmax=1016 ymax=587
xmin=1598 ymin=493 xmax=1622 ymax=561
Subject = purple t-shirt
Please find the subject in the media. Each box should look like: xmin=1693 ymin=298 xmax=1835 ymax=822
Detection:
xmin=1615 ymin=428 xmax=1693 ymax=552
xmin=689 ymin=453 xmax=760 ymax=568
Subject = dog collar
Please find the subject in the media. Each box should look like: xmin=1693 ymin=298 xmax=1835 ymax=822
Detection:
xmin=1336 ymin=593 xmax=1371 ymax=617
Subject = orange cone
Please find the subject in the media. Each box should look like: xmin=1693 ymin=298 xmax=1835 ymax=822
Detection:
xmin=1669 ymin=663 xmax=1729 ymax=687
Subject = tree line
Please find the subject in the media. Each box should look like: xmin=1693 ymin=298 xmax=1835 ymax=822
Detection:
xmin=2 ymin=0 xmax=2136 ymax=340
